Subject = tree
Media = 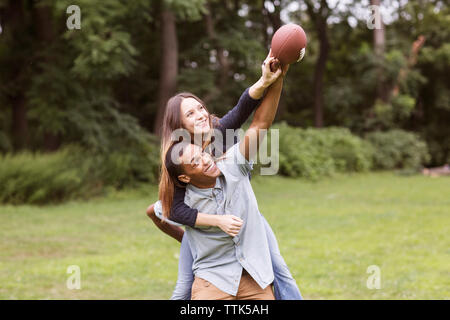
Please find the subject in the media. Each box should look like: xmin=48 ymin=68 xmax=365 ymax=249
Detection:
xmin=2 ymin=0 xmax=29 ymax=150
xmin=371 ymin=0 xmax=388 ymax=103
xmin=305 ymin=0 xmax=330 ymax=128
xmin=33 ymin=0 xmax=60 ymax=150
xmin=154 ymin=2 xmax=178 ymax=135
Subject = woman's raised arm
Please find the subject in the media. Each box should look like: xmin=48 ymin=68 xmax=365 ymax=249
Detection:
xmin=218 ymin=50 xmax=280 ymax=132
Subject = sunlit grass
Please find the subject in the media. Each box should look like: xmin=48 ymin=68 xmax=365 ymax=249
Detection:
xmin=1 ymin=173 xmax=449 ymax=299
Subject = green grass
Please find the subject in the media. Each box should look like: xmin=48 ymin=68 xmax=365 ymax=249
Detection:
xmin=1 ymin=172 xmax=449 ymax=299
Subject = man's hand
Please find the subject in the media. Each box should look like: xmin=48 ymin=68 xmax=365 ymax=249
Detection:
xmin=146 ymin=204 xmax=155 ymax=217
xmin=281 ymin=62 xmax=290 ymax=77
xmin=216 ymin=215 xmax=243 ymax=237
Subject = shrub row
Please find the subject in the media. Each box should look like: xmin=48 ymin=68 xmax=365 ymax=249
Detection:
xmin=0 ymin=125 xmax=430 ymax=204
xmin=0 ymin=142 xmax=160 ymax=205
xmin=258 ymin=123 xmax=430 ymax=179
xmin=258 ymin=123 xmax=373 ymax=180
xmin=365 ymin=129 xmax=430 ymax=171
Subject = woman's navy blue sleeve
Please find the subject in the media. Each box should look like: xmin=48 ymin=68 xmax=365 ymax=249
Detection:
xmin=169 ymin=185 xmax=197 ymax=227
xmin=218 ymin=87 xmax=264 ymax=132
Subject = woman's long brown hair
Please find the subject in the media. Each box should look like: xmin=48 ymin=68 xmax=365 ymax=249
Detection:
xmin=158 ymin=92 xmax=218 ymax=220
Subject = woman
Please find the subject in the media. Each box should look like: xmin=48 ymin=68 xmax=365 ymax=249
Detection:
xmin=147 ymin=51 xmax=302 ymax=300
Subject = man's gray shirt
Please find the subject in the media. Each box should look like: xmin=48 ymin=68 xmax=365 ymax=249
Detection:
xmin=180 ymin=143 xmax=274 ymax=296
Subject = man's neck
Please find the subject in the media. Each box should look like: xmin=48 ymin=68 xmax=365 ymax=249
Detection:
xmin=190 ymin=178 xmax=217 ymax=189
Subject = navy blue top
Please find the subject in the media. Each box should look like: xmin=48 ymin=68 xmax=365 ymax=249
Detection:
xmin=169 ymin=87 xmax=264 ymax=227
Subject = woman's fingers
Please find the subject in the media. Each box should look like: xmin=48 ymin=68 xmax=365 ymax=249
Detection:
xmin=226 ymin=230 xmax=237 ymax=237
xmin=262 ymin=56 xmax=274 ymax=66
xmin=263 ymin=57 xmax=281 ymax=74
xmin=231 ymin=215 xmax=243 ymax=222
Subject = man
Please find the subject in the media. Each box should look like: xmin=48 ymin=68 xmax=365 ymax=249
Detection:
xmin=154 ymin=58 xmax=288 ymax=299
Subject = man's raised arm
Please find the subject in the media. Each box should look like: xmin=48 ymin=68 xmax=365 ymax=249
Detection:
xmin=239 ymin=59 xmax=288 ymax=161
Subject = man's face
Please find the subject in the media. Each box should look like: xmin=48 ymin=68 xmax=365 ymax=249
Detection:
xmin=178 ymin=144 xmax=221 ymax=186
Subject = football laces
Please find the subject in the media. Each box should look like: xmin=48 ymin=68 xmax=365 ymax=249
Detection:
xmin=297 ymin=48 xmax=306 ymax=62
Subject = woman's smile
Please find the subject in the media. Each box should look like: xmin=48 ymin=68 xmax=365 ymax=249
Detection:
xmin=195 ymin=118 xmax=210 ymax=131
xmin=197 ymin=119 xmax=208 ymax=128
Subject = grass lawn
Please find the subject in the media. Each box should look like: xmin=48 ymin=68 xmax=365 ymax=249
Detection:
xmin=0 ymin=172 xmax=449 ymax=299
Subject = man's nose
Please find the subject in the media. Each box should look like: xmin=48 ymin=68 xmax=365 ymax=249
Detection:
xmin=202 ymin=154 xmax=210 ymax=165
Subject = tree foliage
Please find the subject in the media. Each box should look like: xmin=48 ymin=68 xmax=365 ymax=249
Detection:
xmin=0 ymin=0 xmax=448 ymax=165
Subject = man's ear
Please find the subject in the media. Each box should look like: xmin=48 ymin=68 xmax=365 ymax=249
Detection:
xmin=178 ymin=174 xmax=190 ymax=184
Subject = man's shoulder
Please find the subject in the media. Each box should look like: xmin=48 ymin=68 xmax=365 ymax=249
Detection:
xmin=217 ymin=143 xmax=253 ymax=179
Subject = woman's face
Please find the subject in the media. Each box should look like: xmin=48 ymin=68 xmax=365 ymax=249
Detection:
xmin=180 ymin=97 xmax=210 ymax=134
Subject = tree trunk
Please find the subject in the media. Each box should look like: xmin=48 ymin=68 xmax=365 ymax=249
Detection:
xmin=372 ymin=0 xmax=385 ymax=58
xmin=203 ymin=1 xmax=231 ymax=105
xmin=262 ymin=0 xmax=286 ymax=120
xmin=154 ymin=5 xmax=178 ymax=135
xmin=306 ymin=0 xmax=330 ymax=128
xmin=313 ymin=17 xmax=329 ymax=128
xmin=371 ymin=0 xmax=388 ymax=103
xmin=33 ymin=0 xmax=60 ymax=151
xmin=11 ymin=95 xmax=28 ymax=150
xmin=7 ymin=0 xmax=28 ymax=150
xmin=263 ymin=0 xmax=282 ymax=32
xmin=260 ymin=2 xmax=270 ymax=49
xmin=262 ymin=0 xmax=283 ymax=50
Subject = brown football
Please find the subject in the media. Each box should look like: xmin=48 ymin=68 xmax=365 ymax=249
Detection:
xmin=270 ymin=24 xmax=307 ymax=70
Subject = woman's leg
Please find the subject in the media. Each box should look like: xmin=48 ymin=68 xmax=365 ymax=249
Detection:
xmin=262 ymin=216 xmax=303 ymax=300
xmin=170 ymin=234 xmax=195 ymax=300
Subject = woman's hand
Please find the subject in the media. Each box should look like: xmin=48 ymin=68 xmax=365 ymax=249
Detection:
xmin=216 ymin=215 xmax=243 ymax=237
xmin=249 ymin=49 xmax=289 ymax=99
xmin=146 ymin=203 xmax=184 ymax=243
xmin=260 ymin=49 xmax=283 ymax=87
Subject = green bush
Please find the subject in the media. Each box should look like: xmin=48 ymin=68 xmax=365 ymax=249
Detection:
xmin=92 ymin=139 xmax=160 ymax=189
xmin=0 ymin=147 xmax=86 ymax=204
xmin=0 ymin=140 xmax=160 ymax=205
xmin=259 ymin=123 xmax=373 ymax=180
xmin=365 ymin=129 xmax=430 ymax=170
xmin=318 ymin=127 xmax=374 ymax=173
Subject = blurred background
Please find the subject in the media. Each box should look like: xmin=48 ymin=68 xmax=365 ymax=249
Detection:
xmin=0 ymin=0 xmax=449 ymax=299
